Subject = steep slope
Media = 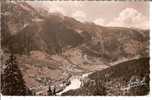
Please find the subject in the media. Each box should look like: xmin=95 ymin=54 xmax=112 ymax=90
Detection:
xmin=1 ymin=1 xmax=40 ymax=51
xmin=7 ymin=17 xmax=84 ymax=54
xmin=62 ymin=57 xmax=150 ymax=96
xmin=1 ymin=1 xmax=84 ymax=55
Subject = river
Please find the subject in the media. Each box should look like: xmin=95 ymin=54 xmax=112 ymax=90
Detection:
xmin=56 ymin=72 xmax=93 ymax=95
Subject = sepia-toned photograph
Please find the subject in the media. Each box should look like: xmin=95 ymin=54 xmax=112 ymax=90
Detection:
xmin=0 ymin=0 xmax=150 ymax=96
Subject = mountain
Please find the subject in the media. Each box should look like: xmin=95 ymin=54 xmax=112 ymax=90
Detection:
xmin=1 ymin=1 xmax=84 ymax=55
xmin=1 ymin=1 xmax=149 ymax=62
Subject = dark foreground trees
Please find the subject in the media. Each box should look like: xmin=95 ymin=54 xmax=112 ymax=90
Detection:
xmin=47 ymin=86 xmax=53 ymax=96
xmin=47 ymin=85 xmax=56 ymax=96
xmin=1 ymin=54 xmax=31 ymax=95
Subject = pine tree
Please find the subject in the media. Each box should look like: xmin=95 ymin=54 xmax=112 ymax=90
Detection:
xmin=47 ymin=86 xmax=53 ymax=96
xmin=1 ymin=54 xmax=31 ymax=95
xmin=53 ymin=85 xmax=56 ymax=96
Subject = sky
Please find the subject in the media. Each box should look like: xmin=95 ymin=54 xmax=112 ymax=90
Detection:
xmin=27 ymin=1 xmax=149 ymax=29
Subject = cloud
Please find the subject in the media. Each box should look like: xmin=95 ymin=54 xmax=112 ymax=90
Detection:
xmin=71 ymin=11 xmax=87 ymax=22
xmin=48 ymin=6 xmax=65 ymax=15
xmin=107 ymin=8 xmax=149 ymax=29
xmin=29 ymin=1 xmax=84 ymax=16
xmin=93 ymin=18 xmax=105 ymax=26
